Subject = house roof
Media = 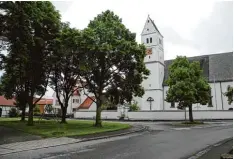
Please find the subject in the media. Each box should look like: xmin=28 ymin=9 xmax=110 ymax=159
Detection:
xmin=164 ymin=52 xmax=233 ymax=85
xmin=0 ymin=96 xmax=15 ymax=107
xmin=77 ymin=96 xmax=95 ymax=109
xmin=36 ymin=99 xmax=53 ymax=105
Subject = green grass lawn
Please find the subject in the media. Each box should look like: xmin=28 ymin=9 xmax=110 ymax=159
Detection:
xmin=0 ymin=117 xmax=131 ymax=138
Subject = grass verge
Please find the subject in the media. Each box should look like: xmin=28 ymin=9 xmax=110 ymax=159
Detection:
xmin=0 ymin=117 xmax=131 ymax=138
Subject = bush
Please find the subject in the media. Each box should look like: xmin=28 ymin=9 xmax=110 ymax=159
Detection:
xmin=34 ymin=105 xmax=41 ymax=116
xmin=129 ymin=101 xmax=140 ymax=111
xmin=8 ymin=108 xmax=19 ymax=117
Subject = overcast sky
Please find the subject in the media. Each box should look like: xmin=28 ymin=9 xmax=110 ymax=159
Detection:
xmin=52 ymin=0 xmax=233 ymax=60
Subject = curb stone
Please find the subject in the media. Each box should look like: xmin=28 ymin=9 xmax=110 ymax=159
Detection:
xmin=0 ymin=125 xmax=147 ymax=156
xmin=186 ymin=138 xmax=233 ymax=159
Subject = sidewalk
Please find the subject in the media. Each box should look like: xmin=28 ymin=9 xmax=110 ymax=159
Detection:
xmin=198 ymin=139 xmax=233 ymax=159
xmin=0 ymin=125 xmax=145 ymax=155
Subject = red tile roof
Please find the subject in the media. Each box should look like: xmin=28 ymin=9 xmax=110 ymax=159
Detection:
xmin=78 ymin=96 xmax=95 ymax=109
xmin=36 ymin=99 xmax=53 ymax=105
xmin=0 ymin=96 xmax=15 ymax=107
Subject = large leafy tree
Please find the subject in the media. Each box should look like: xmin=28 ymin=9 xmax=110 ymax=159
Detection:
xmin=0 ymin=2 xmax=61 ymax=125
xmin=166 ymin=56 xmax=211 ymax=122
xmin=80 ymin=10 xmax=149 ymax=127
xmin=224 ymin=85 xmax=233 ymax=105
xmin=50 ymin=22 xmax=83 ymax=123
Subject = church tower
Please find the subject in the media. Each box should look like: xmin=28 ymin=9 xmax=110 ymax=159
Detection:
xmin=139 ymin=15 xmax=164 ymax=110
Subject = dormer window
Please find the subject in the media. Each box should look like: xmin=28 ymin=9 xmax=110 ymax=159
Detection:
xmin=146 ymin=38 xmax=149 ymax=43
xmin=150 ymin=37 xmax=152 ymax=43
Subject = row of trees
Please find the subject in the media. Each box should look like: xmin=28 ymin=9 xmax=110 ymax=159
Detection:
xmin=0 ymin=2 xmax=149 ymax=126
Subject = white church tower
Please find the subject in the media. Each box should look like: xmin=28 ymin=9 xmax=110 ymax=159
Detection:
xmin=136 ymin=16 xmax=164 ymax=110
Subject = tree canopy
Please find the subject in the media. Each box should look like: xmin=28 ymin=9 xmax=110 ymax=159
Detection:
xmin=166 ymin=56 xmax=211 ymax=122
xmin=79 ymin=10 xmax=149 ymax=126
xmin=0 ymin=1 xmax=61 ymax=125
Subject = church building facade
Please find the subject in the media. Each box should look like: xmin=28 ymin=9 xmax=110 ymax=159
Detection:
xmin=53 ymin=16 xmax=233 ymax=114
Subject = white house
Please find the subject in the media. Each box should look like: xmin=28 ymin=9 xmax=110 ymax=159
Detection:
xmin=52 ymin=88 xmax=96 ymax=115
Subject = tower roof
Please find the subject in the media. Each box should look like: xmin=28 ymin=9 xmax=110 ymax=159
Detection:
xmin=148 ymin=16 xmax=163 ymax=37
xmin=141 ymin=15 xmax=163 ymax=37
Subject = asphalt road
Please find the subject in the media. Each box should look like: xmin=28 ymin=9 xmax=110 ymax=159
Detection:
xmin=1 ymin=122 xmax=232 ymax=159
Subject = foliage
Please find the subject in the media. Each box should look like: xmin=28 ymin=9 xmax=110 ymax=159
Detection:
xmin=49 ymin=22 xmax=83 ymax=123
xmin=33 ymin=105 xmax=40 ymax=115
xmin=8 ymin=108 xmax=19 ymax=117
xmin=166 ymin=56 xmax=211 ymax=122
xmin=79 ymin=10 xmax=149 ymax=127
xmin=129 ymin=101 xmax=140 ymax=111
xmin=0 ymin=1 xmax=61 ymax=125
xmin=0 ymin=118 xmax=130 ymax=138
xmin=224 ymin=85 xmax=233 ymax=105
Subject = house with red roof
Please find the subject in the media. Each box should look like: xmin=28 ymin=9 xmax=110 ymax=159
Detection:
xmin=52 ymin=87 xmax=97 ymax=115
xmin=0 ymin=96 xmax=15 ymax=117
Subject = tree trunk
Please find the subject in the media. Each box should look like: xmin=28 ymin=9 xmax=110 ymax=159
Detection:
xmin=95 ymin=100 xmax=102 ymax=127
xmin=61 ymin=106 xmax=67 ymax=124
xmin=184 ymin=108 xmax=187 ymax=121
xmin=20 ymin=106 xmax=26 ymax=122
xmin=188 ymin=104 xmax=194 ymax=122
xmin=27 ymin=104 xmax=34 ymax=126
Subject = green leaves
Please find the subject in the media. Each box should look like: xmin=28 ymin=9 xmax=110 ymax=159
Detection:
xmin=166 ymin=56 xmax=211 ymax=108
xmin=224 ymin=85 xmax=233 ymax=105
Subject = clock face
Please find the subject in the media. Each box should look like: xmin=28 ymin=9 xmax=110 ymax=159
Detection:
xmin=146 ymin=48 xmax=152 ymax=55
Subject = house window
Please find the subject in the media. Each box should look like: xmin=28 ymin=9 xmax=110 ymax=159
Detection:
xmin=147 ymin=20 xmax=149 ymax=23
xmin=149 ymin=56 xmax=150 ymax=59
xmin=149 ymin=84 xmax=151 ymax=87
xmin=171 ymin=102 xmax=175 ymax=108
xmin=150 ymin=37 xmax=152 ymax=43
xmin=146 ymin=38 xmax=149 ymax=43
xmin=73 ymin=99 xmax=79 ymax=103
xmin=147 ymin=28 xmax=149 ymax=31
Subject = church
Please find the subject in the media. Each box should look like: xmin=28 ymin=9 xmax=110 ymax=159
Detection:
xmin=53 ymin=16 xmax=233 ymax=114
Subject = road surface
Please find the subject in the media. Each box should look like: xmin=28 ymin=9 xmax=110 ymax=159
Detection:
xmin=1 ymin=121 xmax=232 ymax=159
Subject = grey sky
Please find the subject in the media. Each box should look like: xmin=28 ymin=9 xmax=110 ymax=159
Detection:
xmin=52 ymin=0 xmax=233 ymax=60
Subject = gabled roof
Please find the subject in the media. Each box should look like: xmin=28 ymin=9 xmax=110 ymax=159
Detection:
xmin=141 ymin=16 xmax=163 ymax=37
xmin=77 ymin=96 xmax=95 ymax=109
xmin=164 ymin=52 xmax=233 ymax=85
xmin=148 ymin=16 xmax=163 ymax=37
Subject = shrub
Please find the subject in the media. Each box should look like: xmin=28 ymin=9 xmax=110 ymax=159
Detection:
xmin=8 ymin=108 xmax=19 ymax=117
xmin=33 ymin=105 xmax=41 ymax=116
xmin=129 ymin=101 xmax=140 ymax=111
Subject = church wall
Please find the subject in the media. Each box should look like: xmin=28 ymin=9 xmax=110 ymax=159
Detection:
xmin=143 ymin=63 xmax=159 ymax=89
xmin=140 ymin=90 xmax=163 ymax=110
xmin=163 ymin=81 xmax=233 ymax=111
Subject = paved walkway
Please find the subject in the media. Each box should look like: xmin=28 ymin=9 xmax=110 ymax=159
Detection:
xmin=198 ymin=139 xmax=233 ymax=159
xmin=0 ymin=125 xmax=144 ymax=155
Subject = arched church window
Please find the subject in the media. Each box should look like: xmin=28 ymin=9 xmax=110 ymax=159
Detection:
xmin=146 ymin=38 xmax=149 ymax=43
xmin=150 ymin=37 xmax=152 ymax=43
